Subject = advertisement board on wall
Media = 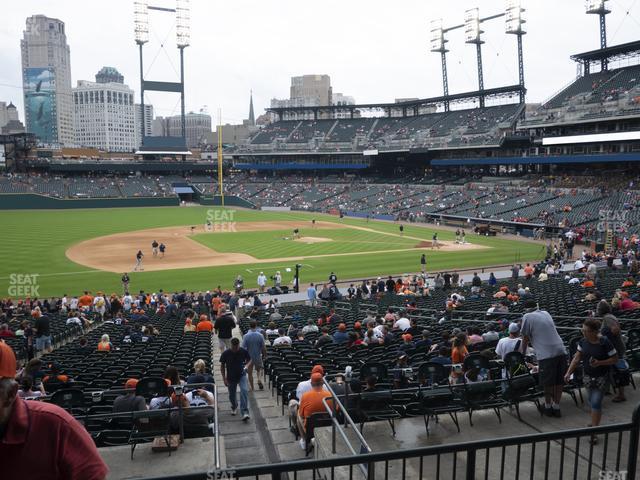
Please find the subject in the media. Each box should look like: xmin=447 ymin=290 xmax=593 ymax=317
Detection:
xmin=24 ymin=67 xmax=56 ymax=144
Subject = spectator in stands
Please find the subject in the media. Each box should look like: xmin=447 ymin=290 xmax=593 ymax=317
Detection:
xmin=482 ymin=324 xmax=500 ymax=343
xmin=113 ymin=379 xmax=147 ymax=413
xmin=596 ymin=300 xmax=628 ymax=402
xmin=17 ymin=375 xmax=44 ymax=398
xmin=164 ymin=366 xmax=184 ymax=387
xmin=302 ymin=319 xmax=319 ymax=335
xmin=97 ymin=334 xmax=112 ymax=352
xmin=468 ymin=328 xmax=484 ymax=344
xmin=42 ymin=363 xmax=72 ymax=392
xmin=272 ymin=328 xmax=292 ymax=347
xmin=214 ymin=306 xmax=237 ymax=351
xmin=184 ymin=317 xmax=196 ymax=333
xmin=393 ymin=353 xmax=411 ymax=389
xmin=297 ymin=372 xmax=333 ymax=451
xmin=242 ymin=321 xmax=266 ymax=391
xmin=219 ymin=337 xmax=251 ymax=421
xmin=521 ymin=299 xmax=567 ymax=417
xmin=451 ymin=333 xmax=469 ymax=383
xmin=393 ymin=312 xmax=411 ymax=331
xmin=196 ymin=314 xmax=214 ymax=332
xmin=315 ymin=327 xmax=334 ymax=348
xmin=307 ymin=283 xmax=317 ymax=306
xmin=431 ymin=346 xmax=452 ymax=366
xmin=186 ymin=359 xmax=215 ymax=391
xmin=0 ymin=324 xmax=14 ymax=338
xmin=0 ymin=340 xmax=108 ymax=479
xmin=333 ymin=323 xmax=349 ymax=344
xmin=565 ymin=319 xmax=618 ymax=442
xmin=33 ymin=309 xmax=52 ymax=353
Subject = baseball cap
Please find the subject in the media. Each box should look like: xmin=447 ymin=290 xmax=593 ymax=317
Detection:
xmin=311 ymin=372 xmax=324 ymax=384
xmin=311 ymin=365 xmax=325 ymax=375
xmin=125 ymin=378 xmax=139 ymax=389
xmin=0 ymin=341 xmax=17 ymax=379
xmin=508 ymin=323 xmax=520 ymax=334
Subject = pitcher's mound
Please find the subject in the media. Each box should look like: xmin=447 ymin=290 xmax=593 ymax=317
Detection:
xmin=294 ymin=236 xmax=332 ymax=244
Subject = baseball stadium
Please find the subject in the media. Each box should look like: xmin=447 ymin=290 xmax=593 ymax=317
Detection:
xmin=2 ymin=1 xmax=640 ymax=480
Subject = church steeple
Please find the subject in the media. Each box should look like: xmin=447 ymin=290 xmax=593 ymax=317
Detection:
xmin=248 ymin=90 xmax=255 ymax=126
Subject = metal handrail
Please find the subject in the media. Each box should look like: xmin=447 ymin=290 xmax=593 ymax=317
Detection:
xmin=212 ymin=384 xmax=220 ymax=470
xmin=322 ymin=378 xmax=372 ymax=453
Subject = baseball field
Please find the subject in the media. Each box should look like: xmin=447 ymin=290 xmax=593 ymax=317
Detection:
xmin=0 ymin=206 xmax=544 ymax=297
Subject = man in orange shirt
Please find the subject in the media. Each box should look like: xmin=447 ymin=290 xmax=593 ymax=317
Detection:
xmin=196 ymin=314 xmax=214 ymax=332
xmin=78 ymin=291 xmax=94 ymax=310
xmin=297 ymin=372 xmax=333 ymax=450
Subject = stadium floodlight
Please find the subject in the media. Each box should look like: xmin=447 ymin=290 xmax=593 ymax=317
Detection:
xmin=586 ymin=0 xmax=610 ymax=14
xmin=176 ymin=0 xmax=191 ymax=48
xmin=134 ymin=0 xmax=149 ymax=44
xmin=464 ymin=8 xmax=483 ymax=44
xmin=430 ymin=19 xmax=447 ymax=53
xmin=505 ymin=0 xmax=526 ymax=35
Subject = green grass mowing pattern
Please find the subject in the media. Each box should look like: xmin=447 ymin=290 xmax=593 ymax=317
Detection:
xmin=0 ymin=206 xmax=544 ymax=296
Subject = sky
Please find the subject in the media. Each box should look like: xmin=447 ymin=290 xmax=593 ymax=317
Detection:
xmin=1 ymin=0 xmax=640 ymax=125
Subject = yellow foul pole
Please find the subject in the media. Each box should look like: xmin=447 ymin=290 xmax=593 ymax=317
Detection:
xmin=217 ymin=108 xmax=224 ymax=207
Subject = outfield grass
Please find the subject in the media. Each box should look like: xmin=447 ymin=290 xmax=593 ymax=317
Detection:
xmin=0 ymin=206 xmax=543 ymax=297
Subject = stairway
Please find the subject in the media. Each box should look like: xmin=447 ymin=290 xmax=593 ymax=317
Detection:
xmin=213 ymin=326 xmax=309 ymax=470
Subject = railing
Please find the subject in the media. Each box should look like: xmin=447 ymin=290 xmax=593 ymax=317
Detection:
xmin=141 ymin=403 xmax=640 ymax=480
xmin=321 ymin=378 xmax=372 ymax=457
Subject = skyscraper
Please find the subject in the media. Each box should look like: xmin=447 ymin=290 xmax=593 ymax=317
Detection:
xmin=73 ymin=68 xmax=136 ymax=152
xmin=21 ymin=15 xmax=74 ymax=146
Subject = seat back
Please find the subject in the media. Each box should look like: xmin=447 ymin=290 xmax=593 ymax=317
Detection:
xmin=50 ymin=388 xmax=86 ymax=411
xmin=418 ymin=362 xmax=448 ymax=386
xmin=359 ymin=362 xmax=388 ymax=381
xmin=135 ymin=377 xmax=168 ymax=400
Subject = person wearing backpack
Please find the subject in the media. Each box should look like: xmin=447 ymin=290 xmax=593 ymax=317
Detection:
xmin=565 ymin=318 xmax=618 ymax=443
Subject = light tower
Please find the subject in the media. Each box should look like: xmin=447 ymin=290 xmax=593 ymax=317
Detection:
xmin=505 ymin=0 xmax=527 ymax=103
xmin=464 ymin=8 xmax=485 ymax=107
xmin=585 ymin=0 xmax=611 ymax=70
xmin=430 ymin=19 xmax=450 ymax=111
xmin=133 ymin=0 xmax=191 ymax=150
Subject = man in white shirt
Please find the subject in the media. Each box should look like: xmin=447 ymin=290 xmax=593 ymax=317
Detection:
xmin=257 ymin=272 xmax=267 ymax=293
xmin=272 ymin=329 xmax=292 ymax=346
xmin=69 ymin=296 xmax=79 ymax=311
xmin=495 ymin=323 xmax=522 ymax=360
xmin=393 ymin=315 xmax=411 ymax=331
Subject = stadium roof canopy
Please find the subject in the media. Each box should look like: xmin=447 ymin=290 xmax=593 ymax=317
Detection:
xmin=570 ymin=40 xmax=640 ymax=67
xmin=266 ymin=85 xmax=525 ymax=119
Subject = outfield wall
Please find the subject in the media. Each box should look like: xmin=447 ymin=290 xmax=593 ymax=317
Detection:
xmin=0 ymin=194 xmax=179 ymax=209
xmin=199 ymin=195 xmax=256 ymax=209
